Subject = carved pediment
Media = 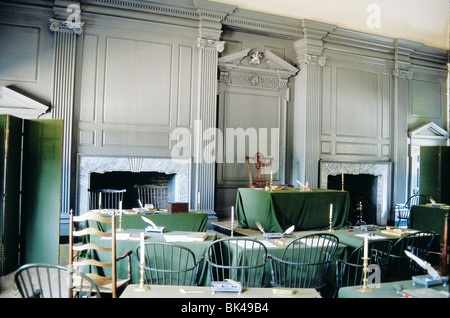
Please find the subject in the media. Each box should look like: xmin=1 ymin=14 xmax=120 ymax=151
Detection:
xmin=0 ymin=86 xmax=49 ymax=119
xmin=409 ymin=122 xmax=449 ymax=140
xmin=218 ymin=49 xmax=298 ymax=89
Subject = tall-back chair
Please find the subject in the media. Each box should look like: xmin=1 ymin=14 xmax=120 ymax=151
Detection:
xmin=136 ymin=242 xmax=203 ymax=286
xmin=269 ymin=233 xmax=339 ymax=290
xmin=14 ymin=263 xmax=101 ymax=298
xmin=134 ymin=184 xmax=169 ymax=209
xmin=88 ymin=189 xmax=126 ymax=210
xmin=206 ymin=238 xmax=268 ymax=287
xmin=245 ymin=152 xmax=273 ymax=188
xmin=69 ymin=209 xmax=132 ymax=298
xmin=387 ymin=231 xmax=435 ymax=281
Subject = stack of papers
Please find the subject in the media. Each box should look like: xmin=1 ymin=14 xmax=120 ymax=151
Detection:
xmin=164 ymin=232 xmax=208 ymax=243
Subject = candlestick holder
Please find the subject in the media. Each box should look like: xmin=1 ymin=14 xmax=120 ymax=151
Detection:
xmin=134 ymin=262 xmax=149 ymax=291
xmin=328 ymin=219 xmax=334 ymax=232
xmin=356 ymin=257 xmax=373 ymax=293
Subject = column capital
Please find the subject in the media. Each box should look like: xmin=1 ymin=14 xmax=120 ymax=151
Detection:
xmin=295 ymin=54 xmax=327 ymax=67
xmin=393 ymin=69 xmax=414 ymax=80
xmin=49 ymin=18 xmax=84 ymax=35
xmin=196 ymin=38 xmax=225 ymax=53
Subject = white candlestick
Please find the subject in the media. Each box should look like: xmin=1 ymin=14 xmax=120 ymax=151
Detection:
xmin=329 ymin=204 xmax=333 ymax=220
xmin=231 ymin=206 xmax=234 ymax=226
xmin=364 ymin=235 xmax=368 ymax=259
xmin=140 ymin=232 xmax=145 ymax=264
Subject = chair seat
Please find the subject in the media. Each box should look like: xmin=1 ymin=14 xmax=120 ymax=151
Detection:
xmin=73 ymin=274 xmax=131 ymax=294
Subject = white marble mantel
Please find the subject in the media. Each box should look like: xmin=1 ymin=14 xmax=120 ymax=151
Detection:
xmin=77 ymin=156 xmax=191 ymax=215
xmin=319 ymin=161 xmax=392 ymax=225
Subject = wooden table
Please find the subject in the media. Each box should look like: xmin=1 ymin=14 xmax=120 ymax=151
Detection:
xmin=235 ymin=188 xmax=350 ymax=233
xmin=120 ymin=284 xmax=321 ymax=298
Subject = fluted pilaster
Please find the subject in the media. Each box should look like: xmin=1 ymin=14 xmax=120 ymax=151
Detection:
xmin=50 ymin=24 xmax=80 ymax=216
xmin=195 ymin=38 xmax=224 ymax=216
xmin=293 ymin=54 xmax=326 ymax=187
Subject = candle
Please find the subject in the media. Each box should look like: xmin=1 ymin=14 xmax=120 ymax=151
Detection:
xmin=99 ymin=192 xmax=102 ymax=209
xmin=119 ymin=200 xmax=122 ymax=211
xmin=231 ymin=206 xmax=234 ymax=226
xmin=198 ymin=192 xmax=200 ymax=208
xmin=329 ymin=204 xmax=333 ymax=220
xmin=364 ymin=235 xmax=368 ymax=259
xmin=140 ymin=232 xmax=145 ymax=264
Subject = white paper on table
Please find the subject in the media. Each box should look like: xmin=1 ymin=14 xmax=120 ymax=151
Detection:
xmin=258 ymin=240 xmax=278 ymax=248
xmin=231 ymin=240 xmax=277 ymax=249
xmin=354 ymin=234 xmax=387 ymax=240
xmin=101 ymin=232 xmax=131 ymax=240
xmin=299 ymin=237 xmax=332 ymax=247
xmin=163 ymin=235 xmax=189 ymax=243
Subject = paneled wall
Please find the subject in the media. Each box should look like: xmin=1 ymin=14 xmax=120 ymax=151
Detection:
xmin=75 ymin=18 xmax=200 ymax=158
xmin=320 ymin=58 xmax=393 ymax=162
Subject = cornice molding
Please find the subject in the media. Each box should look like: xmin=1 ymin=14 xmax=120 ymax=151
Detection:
xmin=45 ymin=0 xmax=447 ymax=65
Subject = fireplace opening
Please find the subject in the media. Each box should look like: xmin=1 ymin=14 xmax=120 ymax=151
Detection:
xmin=89 ymin=171 xmax=175 ymax=209
xmin=327 ymin=174 xmax=377 ymax=225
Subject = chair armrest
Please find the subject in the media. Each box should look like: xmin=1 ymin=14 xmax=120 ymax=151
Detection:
xmin=117 ymin=249 xmax=132 ymax=261
xmin=116 ymin=249 xmax=133 ymax=282
xmin=196 ymin=256 xmax=204 ymax=265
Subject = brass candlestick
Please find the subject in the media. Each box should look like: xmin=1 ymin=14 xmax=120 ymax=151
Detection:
xmin=328 ymin=218 xmax=334 ymax=232
xmin=356 ymin=257 xmax=374 ymax=293
xmin=134 ymin=261 xmax=149 ymax=291
xmin=341 ymin=172 xmax=345 ymax=191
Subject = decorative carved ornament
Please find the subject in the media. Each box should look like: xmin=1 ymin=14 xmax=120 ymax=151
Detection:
xmin=393 ymin=69 xmax=414 ymax=80
xmin=49 ymin=18 xmax=84 ymax=35
xmin=218 ymin=49 xmax=298 ymax=90
xmin=296 ymin=54 xmax=327 ymax=67
xmin=197 ymin=38 xmax=225 ymax=53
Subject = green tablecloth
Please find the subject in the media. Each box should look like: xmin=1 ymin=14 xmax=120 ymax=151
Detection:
xmin=338 ymin=279 xmax=449 ymax=298
xmin=411 ymin=204 xmax=449 ymax=244
xmin=87 ymin=229 xmax=216 ymax=286
xmin=85 ymin=211 xmax=208 ymax=233
xmin=235 ymin=188 xmax=350 ymax=233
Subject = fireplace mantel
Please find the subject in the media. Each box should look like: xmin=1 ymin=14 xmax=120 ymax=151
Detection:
xmin=77 ymin=156 xmax=192 ymax=216
xmin=319 ymin=161 xmax=392 ymax=225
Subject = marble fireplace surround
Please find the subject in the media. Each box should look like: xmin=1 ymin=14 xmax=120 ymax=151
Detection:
xmin=319 ymin=161 xmax=392 ymax=225
xmin=77 ymin=156 xmax=191 ymax=215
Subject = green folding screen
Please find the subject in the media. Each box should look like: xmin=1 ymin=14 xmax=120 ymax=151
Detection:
xmin=0 ymin=115 xmax=63 ymax=275
xmin=0 ymin=115 xmax=23 ymax=275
